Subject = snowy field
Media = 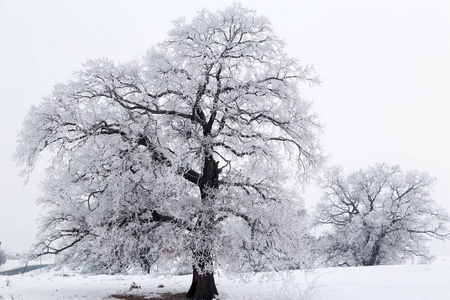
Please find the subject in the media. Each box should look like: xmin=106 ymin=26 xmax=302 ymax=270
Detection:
xmin=1 ymin=257 xmax=450 ymax=300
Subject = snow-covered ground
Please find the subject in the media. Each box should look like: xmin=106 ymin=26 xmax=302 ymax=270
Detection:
xmin=1 ymin=257 xmax=450 ymax=299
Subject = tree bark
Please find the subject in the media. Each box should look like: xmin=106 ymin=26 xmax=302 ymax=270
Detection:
xmin=185 ymin=152 xmax=220 ymax=299
xmin=186 ymin=264 xmax=218 ymax=300
xmin=364 ymin=240 xmax=381 ymax=266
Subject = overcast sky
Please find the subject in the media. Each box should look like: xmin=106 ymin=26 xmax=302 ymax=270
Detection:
xmin=1 ymin=0 xmax=449 ymax=255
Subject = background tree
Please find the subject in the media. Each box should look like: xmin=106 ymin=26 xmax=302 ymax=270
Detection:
xmin=16 ymin=4 xmax=321 ymax=299
xmin=313 ymin=163 xmax=449 ymax=267
xmin=0 ymin=246 xmax=6 ymax=266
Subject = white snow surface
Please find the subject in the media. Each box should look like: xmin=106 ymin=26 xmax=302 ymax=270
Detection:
xmin=1 ymin=257 xmax=450 ymax=299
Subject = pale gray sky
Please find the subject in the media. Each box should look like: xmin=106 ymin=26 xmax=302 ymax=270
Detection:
xmin=1 ymin=0 xmax=449 ymax=254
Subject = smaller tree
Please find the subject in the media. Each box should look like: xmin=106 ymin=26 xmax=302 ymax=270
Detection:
xmin=313 ymin=163 xmax=450 ymax=266
xmin=0 ymin=247 xmax=6 ymax=266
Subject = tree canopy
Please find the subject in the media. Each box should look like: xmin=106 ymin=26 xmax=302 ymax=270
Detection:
xmin=16 ymin=4 xmax=322 ymax=299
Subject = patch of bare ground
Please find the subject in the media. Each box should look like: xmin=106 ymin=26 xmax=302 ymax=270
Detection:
xmin=110 ymin=292 xmax=188 ymax=300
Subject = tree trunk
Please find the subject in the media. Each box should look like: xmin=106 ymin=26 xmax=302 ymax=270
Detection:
xmin=185 ymin=140 xmax=220 ymax=299
xmin=364 ymin=240 xmax=381 ymax=266
xmin=363 ymin=232 xmax=386 ymax=266
xmin=186 ymin=265 xmax=218 ymax=300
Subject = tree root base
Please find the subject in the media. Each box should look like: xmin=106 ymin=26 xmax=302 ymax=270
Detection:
xmin=110 ymin=292 xmax=188 ymax=300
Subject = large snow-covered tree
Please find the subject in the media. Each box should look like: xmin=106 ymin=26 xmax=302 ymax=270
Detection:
xmin=313 ymin=163 xmax=449 ymax=267
xmin=16 ymin=4 xmax=321 ymax=299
